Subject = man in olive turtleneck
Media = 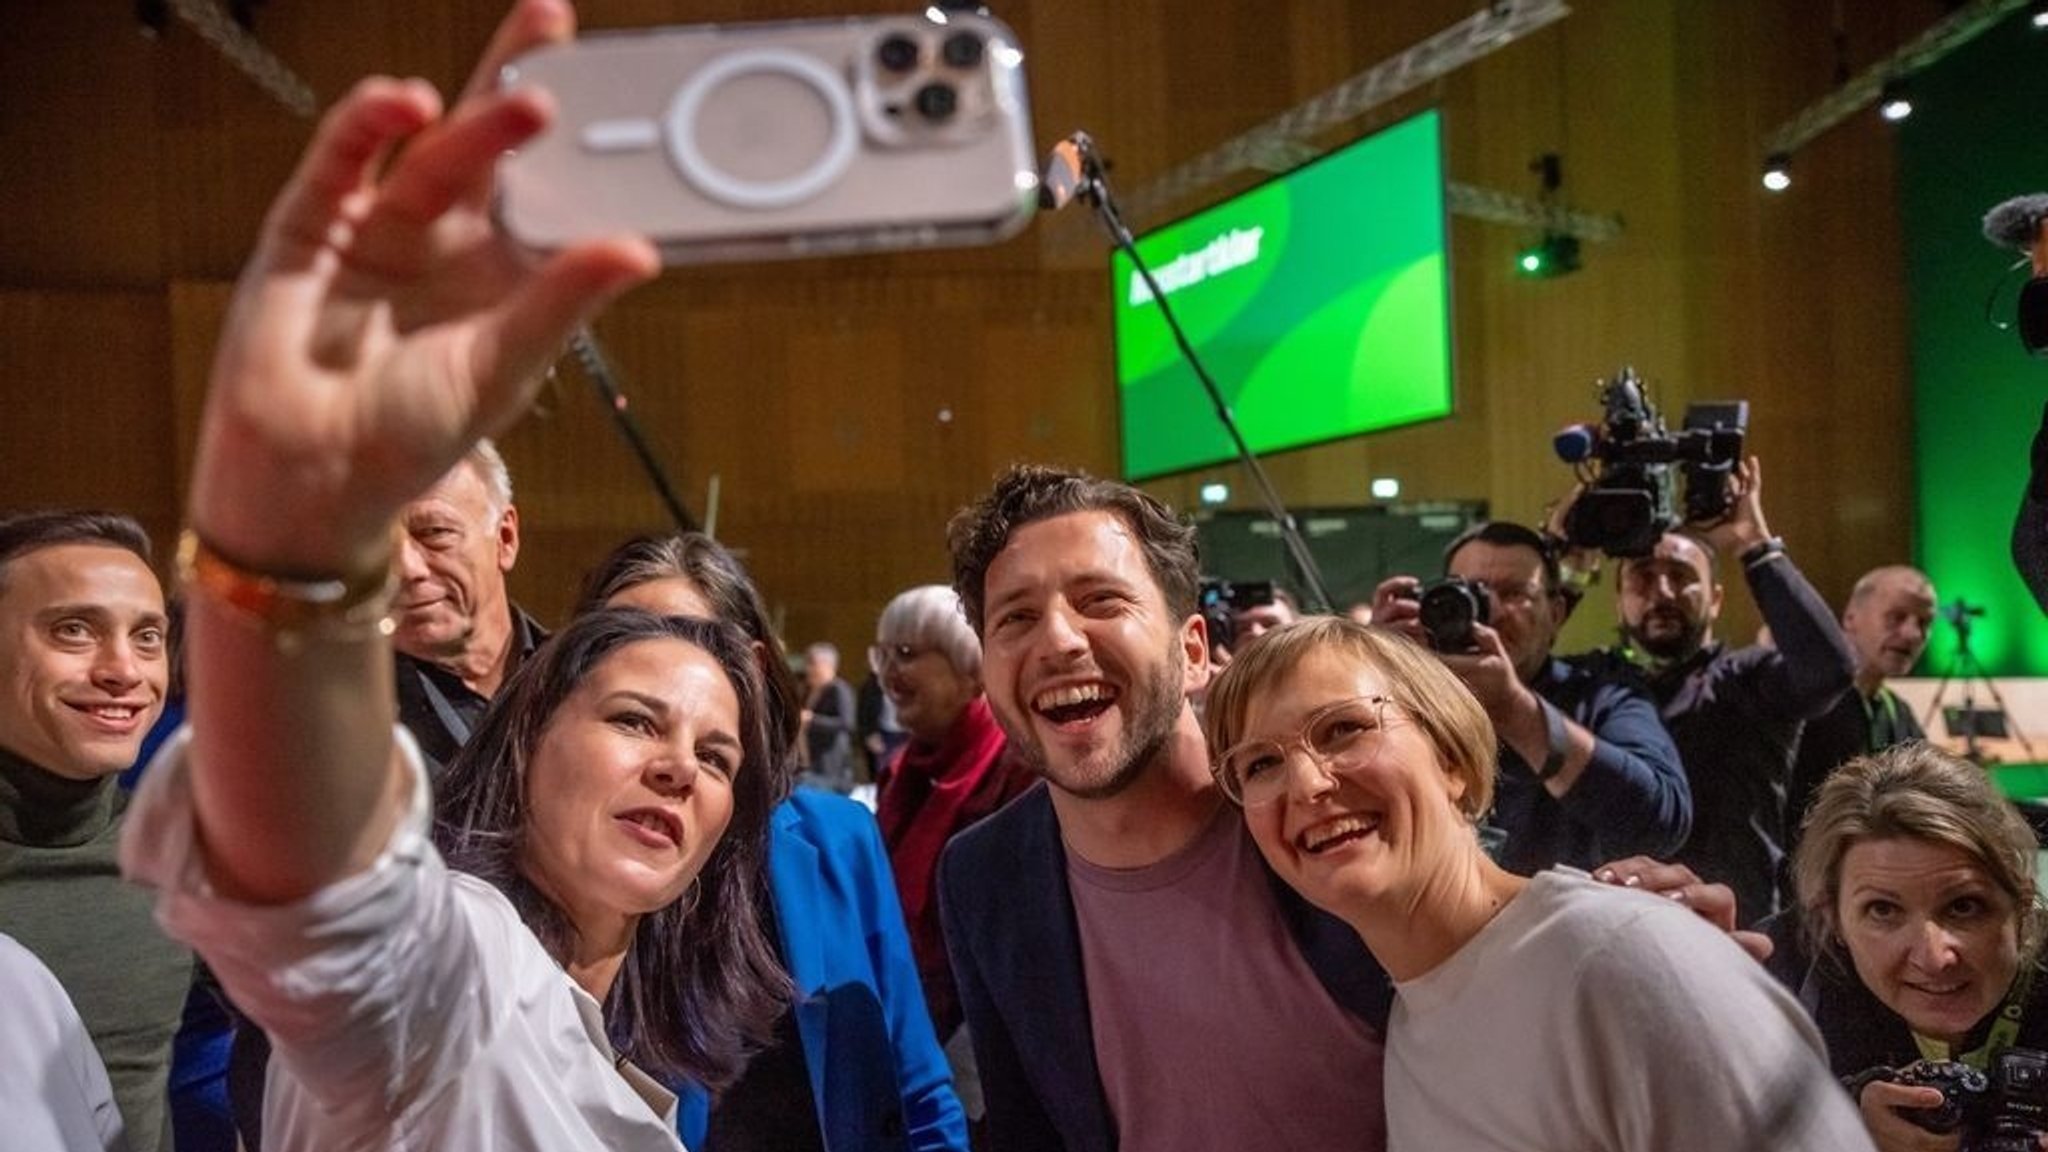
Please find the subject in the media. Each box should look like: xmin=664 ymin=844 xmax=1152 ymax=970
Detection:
xmin=0 ymin=511 xmax=191 ymax=1152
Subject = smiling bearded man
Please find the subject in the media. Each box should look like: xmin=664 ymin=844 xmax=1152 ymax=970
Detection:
xmin=935 ymin=464 xmax=1396 ymax=1152
xmin=980 ymin=511 xmax=1194 ymax=804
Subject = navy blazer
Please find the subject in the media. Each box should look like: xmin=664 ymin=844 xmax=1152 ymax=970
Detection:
xmin=680 ymin=789 xmax=968 ymax=1152
xmin=938 ymin=783 xmax=1393 ymax=1152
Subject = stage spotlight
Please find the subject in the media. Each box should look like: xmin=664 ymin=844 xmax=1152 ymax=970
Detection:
xmin=1762 ymin=153 xmax=1792 ymax=193
xmin=2032 ymin=0 xmax=2048 ymax=30
xmin=1516 ymin=232 xmax=1580 ymax=278
xmin=1879 ymin=78 xmax=1913 ymax=122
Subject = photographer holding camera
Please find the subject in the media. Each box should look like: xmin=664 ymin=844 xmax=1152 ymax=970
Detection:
xmin=1781 ymin=742 xmax=2048 ymax=1152
xmin=1196 ymin=579 xmax=1299 ymax=671
xmin=1371 ymin=521 xmax=1690 ymax=875
xmin=1594 ymin=456 xmax=1856 ymax=926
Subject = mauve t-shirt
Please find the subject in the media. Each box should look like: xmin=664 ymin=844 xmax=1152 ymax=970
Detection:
xmin=1068 ymin=803 xmax=1387 ymax=1152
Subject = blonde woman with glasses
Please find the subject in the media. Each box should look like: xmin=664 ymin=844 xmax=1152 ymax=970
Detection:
xmin=1202 ymin=617 xmax=1871 ymax=1151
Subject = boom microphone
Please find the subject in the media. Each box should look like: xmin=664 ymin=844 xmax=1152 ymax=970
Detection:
xmin=1984 ymin=193 xmax=2048 ymax=253
xmin=1986 ymin=194 xmax=2048 ymax=355
xmin=1037 ymin=132 xmax=1101 ymax=211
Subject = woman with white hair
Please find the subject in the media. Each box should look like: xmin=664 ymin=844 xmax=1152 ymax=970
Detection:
xmin=871 ymin=587 xmax=1035 ymax=1061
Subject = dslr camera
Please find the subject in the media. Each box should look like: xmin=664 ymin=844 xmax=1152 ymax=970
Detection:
xmin=1393 ymin=577 xmax=1493 ymax=654
xmin=1198 ymin=578 xmax=1274 ymax=653
xmin=1551 ymin=367 xmax=1748 ymax=558
xmin=1850 ymin=1051 xmax=2048 ymax=1151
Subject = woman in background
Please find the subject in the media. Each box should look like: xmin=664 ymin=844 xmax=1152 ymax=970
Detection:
xmin=871 ymin=585 xmax=1036 ymax=1123
xmin=1783 ymin=742 xmax=2048 ymax=1152
xmin=583 ymin=535 xmax=967 ymax=1152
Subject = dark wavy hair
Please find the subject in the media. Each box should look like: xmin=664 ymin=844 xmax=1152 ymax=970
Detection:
xmin=577 ymin=532 xmax=803 ymax=778
xmin=948 ymin=464 xmax=1201 ymax=635
xmin=432 ymin=608 xmax=791 ymax=1089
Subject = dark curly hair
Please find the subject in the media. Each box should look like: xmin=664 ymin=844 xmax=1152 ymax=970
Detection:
xmin=432 ymin=608 xmax=791 ymax=1089
xmin=947 ymin=464 xmax=1200 ymax=635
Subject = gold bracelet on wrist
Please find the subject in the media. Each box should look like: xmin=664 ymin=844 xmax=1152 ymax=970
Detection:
xmin=175 ymin=529 xmax=398 ymax=652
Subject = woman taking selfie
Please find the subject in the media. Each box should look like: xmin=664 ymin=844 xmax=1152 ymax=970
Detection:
xmin=1784 ymin=742 xmax=2048 ymax=1152
xmin=1201 ymin=617 xmax=1870 ymax=1151
xmin=108 ymin=0 xmax=799 ymax=1145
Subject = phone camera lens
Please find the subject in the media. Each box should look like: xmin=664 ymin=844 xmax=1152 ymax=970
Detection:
xmin=914 ymin=82 xmax=958 ymax=122
xmin=876 ymin=34 xmax=920 ymax=73
xmin=940 ymin=32 xmax=984 ymax=69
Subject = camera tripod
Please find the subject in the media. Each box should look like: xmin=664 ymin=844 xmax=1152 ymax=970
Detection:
xmin=1922 ymin=599 xmax=2037 ymax=765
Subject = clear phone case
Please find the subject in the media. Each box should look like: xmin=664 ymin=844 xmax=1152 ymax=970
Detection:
xmin=496 ymin=12 xmax=1039 ymax=265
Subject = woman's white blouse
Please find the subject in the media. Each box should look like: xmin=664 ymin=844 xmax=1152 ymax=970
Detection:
xmin=120 ymin=728 xmax=686 ymax=1152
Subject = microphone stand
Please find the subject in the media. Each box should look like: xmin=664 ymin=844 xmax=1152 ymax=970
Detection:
xmin=568 ymin=328 xmax=702 ymax=535
xmin=1058 ymin=135 xmax=1336 ymax=614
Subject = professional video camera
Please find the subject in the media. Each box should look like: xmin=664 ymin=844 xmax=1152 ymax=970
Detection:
xmin=1198 ymin=578 xmax=1274 ymax=653
xmin=1848 ymin=1051 xmax=2048 ymax=1151
xmin=1552 ymin=367 xmax=1749 ymax=558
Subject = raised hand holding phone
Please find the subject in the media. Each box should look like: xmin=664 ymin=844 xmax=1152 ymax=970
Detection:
xmin=181 ymin=0 xmax=658 ymax=905
xmin=189 ymin=0 xmax=658 ymax=578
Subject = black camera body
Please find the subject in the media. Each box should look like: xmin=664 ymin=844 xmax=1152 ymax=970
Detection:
xmin=1198 ymin=579 xmax=1274 ymax=653
xmin=1414 ymin=576 xmax=1492 ymax=653
xmin=1853 ymin=1051 xmax=2048 ymax=1151
xmin=1553 ymin=367 xmax=1748 ymax=558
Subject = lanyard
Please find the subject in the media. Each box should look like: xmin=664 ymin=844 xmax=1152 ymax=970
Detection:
xmin=1913 ymin=964 xmax=2034 ymax=1068
xmin=1859 ymin=688 xmax=1900 ymax=753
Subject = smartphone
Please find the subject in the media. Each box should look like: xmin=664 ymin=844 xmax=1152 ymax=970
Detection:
xmin=495 ymin=12 xmax=1039 ymax=265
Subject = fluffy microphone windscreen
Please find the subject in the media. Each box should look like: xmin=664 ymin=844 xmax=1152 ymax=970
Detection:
xmin=1983 ymin=193 xmax=2048 ymax=251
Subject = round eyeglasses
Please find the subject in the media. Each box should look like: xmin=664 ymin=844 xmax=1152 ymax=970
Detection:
xmin=1213 ymin=695 xmax=1397 ymax=808
xmin=868 ymin=642 xmax=928 ymax=674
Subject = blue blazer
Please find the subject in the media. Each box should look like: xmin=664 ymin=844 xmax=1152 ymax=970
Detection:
xmin=680 ymin=789 xmax=968 ymax=1152
xmin=938 ymin=784 xmax=1392 ymax=1152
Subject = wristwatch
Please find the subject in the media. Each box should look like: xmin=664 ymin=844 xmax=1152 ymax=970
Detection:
xmin=1739 ymin=536 xmax=1787 ymax=568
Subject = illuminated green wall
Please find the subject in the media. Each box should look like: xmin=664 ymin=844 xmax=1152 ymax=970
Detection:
xmin=1900 ymin=12 xmax=2048 ymax=676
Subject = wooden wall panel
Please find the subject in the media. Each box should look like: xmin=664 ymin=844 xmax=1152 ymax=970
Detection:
xmin=165 ymin=282 xmax=234 ymax=501
xmin=490 ymin=264 xmax=1114 ymax=641
xmin=0 ymin=6 xmax=167 ymax=287
xmin=1660 ymin=1 xmax=1918 ymax=652
xmin=0 ymin=290 xmax=177 ymax=551
xmin=0 ymin=0 xmax=1958 ymax=661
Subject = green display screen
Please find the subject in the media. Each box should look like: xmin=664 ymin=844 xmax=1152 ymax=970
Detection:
xmin=1111 ymin=110 xmax=1454 ymax=481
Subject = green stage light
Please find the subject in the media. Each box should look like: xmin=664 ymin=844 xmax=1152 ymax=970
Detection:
xmin=1516 ymin=233 xmax=1580 ymax=278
